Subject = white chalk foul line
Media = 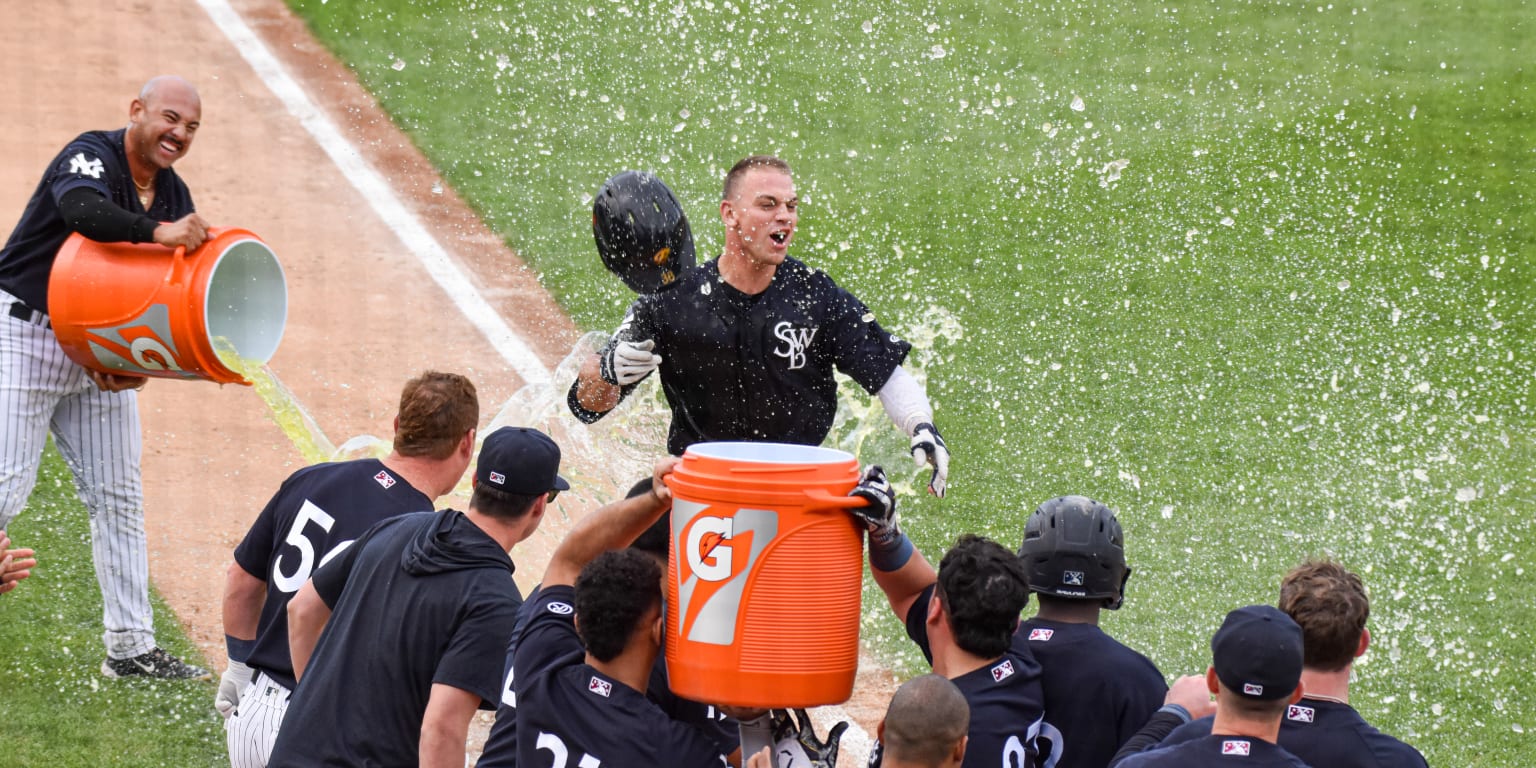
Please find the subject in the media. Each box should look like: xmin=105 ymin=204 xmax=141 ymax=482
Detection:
xmin=194 ymin=0 xmax=551 ymax=386
xmin=198 ymin=0 xmax=877 ymax=758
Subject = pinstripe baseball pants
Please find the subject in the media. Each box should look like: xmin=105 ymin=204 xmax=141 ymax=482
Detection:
xmin=0 ymin=290 xmax=153 ymax=659
xmin=226 ymin=671 xmax=292 ymax=768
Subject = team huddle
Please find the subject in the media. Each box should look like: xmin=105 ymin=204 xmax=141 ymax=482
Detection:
xmin=1 ymin=76 xmax=1429 ymax=768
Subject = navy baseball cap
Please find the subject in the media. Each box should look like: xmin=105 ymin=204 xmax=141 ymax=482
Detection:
xmin=474 ymin=427 xmax=571 ymax=496
xmin=1211 ymin=604 xmax=1304 ymax=701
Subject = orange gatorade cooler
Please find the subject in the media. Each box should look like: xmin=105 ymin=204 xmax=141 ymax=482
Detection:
xmin=48 ymin=227 xmax=287 ymax=385
xmin=665 ymin=441 xmax=867 ymax=708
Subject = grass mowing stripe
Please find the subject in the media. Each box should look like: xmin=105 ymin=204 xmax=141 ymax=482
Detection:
xmin=0 ymin=446 xmax=225 ymax=766
xmin=281 ymin=2 xmax=1531 ymax=764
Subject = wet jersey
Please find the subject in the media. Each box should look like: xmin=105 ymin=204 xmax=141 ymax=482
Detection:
xmin=495 ymin=585 xmax=728 ymax=768
xmin=870 ymin=585 xmax=1046 ymax=768
xmin=268 ymin=510 xmax=522 ymax=767
xmin=232 ymin=458 xmax=431 ymax=690
xmin=594 ymin=257 xmax=910 ymax=455
xmin=479 ymin=587 xmax=740 ymax=768
xmin=1116 ymin=735 xmax=1312 ymax=768
xmin=1158 ymin=700 xmax=1426 ymax=768
xmin=0 ymin=128 xmax=193 ymax=310
xmin=1019 ymin=618 xmax=1167 ymax=768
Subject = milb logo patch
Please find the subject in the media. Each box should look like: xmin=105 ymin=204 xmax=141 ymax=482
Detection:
xmin=1287 ymin=704 xmax=1315 ymax=723
xmin=374 ymin=471 xmax=396 ymax=489
xmin=587 ymin=676 xmax=612 ymax=698
xmin=1062 ymin=570 xmax=1085 ymax=586
xmin=1242 ymin=683 xmax=1264 ymax=696
xmin=1028 ymin=628 xmax=1055 ymax=642
xmin=990 ymin=659 xmax=1015 ymax=682
xmin=1221 ymin=740 xmax=1252 ymax=756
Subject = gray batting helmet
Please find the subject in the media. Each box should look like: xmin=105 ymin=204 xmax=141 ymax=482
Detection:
xmin=1018 ymin=495 xmax=1130 ymax=610
xmin=592 ymin=170 xmax=695 ymax=294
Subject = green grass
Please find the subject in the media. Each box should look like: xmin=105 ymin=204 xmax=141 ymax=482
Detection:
xmin=280 ymin=0 xmax=1535 ymax=763
xmin=0 ymin=447 xmax=225 ymax=767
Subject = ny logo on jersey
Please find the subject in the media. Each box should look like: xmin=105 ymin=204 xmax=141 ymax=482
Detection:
xmin=1028 ymin=628 xmax=1055 ymax=642
xmin=374 ymin=470 xmax=396 ymax=489
xmin=69 ymin=152 xmax=104 ymax=179
xmin=991 ymin=659 xmax=1016 ymax=682
xmin=1287 ymin=704 xmax=1315 ymax=723
xmin=1062 ymin=570 xmax=1085 ymax=586
xmin=771 ymin=321 xmax=818 ymax=370
xmin=587 ymin=676 xmax=612 ymax=698
xmin=1221 ymin=740 xmax=1252 ymax=756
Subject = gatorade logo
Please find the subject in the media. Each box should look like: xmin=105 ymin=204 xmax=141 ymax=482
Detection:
xmin=673 ymin=499 xmax=777 ymax=646
xmin=83 ymin=303 xmax=190 ymax=376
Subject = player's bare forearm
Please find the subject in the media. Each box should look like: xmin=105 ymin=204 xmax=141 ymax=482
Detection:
xmin=575 ymin=354 xmax=622 ymax=413
xmin=222 ymin=562 xmax=267 ymax=641
xmin=544 ymin=457 xmax=678 ymax=588
xmin=419 ymin=684 xmax=478 ymax=768
xmin=871 ymin=546 xmax=937 ymax=621
xmin=286 ymin=581 xmax=331 ymax=681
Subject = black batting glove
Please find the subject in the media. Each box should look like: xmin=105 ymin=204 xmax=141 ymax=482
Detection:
xmin=771 ymin=708 xmax=849 ymax=768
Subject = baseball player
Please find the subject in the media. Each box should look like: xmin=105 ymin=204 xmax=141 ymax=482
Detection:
xmin=267 ymin=426 xmax=565 ymax=767
xmin=569 ymin=155 xmax=951 ymax=496
xmin=1138 ymin=560 xmax=1427 ymax=767
xmin=1113 ymin=606 xmax=1311 ymax=768
xmin=0 ymin=75 xmax=211 ymax=678
xmin=219 ymin=371 xmax=480 ymax=768
xmin=1016 ymin=496 xmax=1167 ymax=768
xmin=878 ymin=674 xmax=971 ymax=768
xmin=851 ymin=476 xmax=1047 ymax=768
xmin=477 ymin=476 xmax=742 ymax=768
xmin=477 ymin=457 xmax=734 ymax=768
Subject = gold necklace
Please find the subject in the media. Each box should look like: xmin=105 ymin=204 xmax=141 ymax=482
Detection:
xmin=134 ymin=176 xmax=153 ymax=208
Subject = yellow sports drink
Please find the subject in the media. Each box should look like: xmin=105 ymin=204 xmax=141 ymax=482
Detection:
xmin=664 ymin=442 xmax=865 ymax=708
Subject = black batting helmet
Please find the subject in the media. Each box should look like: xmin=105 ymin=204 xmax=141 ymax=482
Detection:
xmin=592 ymin=170 xmax=696 ymax=294
xmin=1018 ymin=495 xmax=1131 ymax=610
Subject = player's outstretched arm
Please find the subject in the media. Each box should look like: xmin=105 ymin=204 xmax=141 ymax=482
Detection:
xmin=570 ymin=353 xmax=623 ymax=419
xmin=543 ymin=458 xmax=677 ymax=589
xmin=286 ymin=580 xmax=332 ymax=682
xmin=848 ymin=467 xmax=936 ymax=619
xmin=875 ymin=367 xmax=950 ymax=498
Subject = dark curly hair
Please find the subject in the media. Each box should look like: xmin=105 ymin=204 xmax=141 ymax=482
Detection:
xmin=936 ymin=534 xmax=1030 ymax=658
xmin=574 ymin=549 xmax=663 ymax=662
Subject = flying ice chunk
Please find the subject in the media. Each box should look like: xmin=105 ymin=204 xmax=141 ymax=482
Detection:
xmin=1456 ymin=487 xmax=1478 ymax=502
xmin=1071 ymin=95 xmax=1085 ymax=111
xmin=862 ymin=20 xmax=873 ymax=33
xmin=1220 ymin=216 xmax=1235 ymax=227
xmin=391 ymin=58 xmax=406 ymax=71
xmin=929 ymin=45 xmax=947 ymax=59
xmin=1098 ymin=159 xmax=1130 ymax=187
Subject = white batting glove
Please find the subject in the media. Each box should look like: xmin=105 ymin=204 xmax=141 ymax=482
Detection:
xmin=600 ymin=339 xmax=662 ymax=386
xmin=849 ymin=465 xmax=900 ymax=545
xmin=215 ymin=659 xmax=254 ymax=719
xmin=910 ymin=422 xmax=950 ymax=498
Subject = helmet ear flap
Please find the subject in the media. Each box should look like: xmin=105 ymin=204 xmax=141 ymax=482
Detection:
xmin=1104 ymin=564 xmax=1131 ymax=611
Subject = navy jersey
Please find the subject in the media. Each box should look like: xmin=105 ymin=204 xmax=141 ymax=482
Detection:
xmin=479 ymin=587 xmax=739 ymax=768
xmin=872 ymin=585 xmax=1046 ymax=768
xmin=232 ymin=458 xmax=431 ymax=689
xmin=1116 ymin=735 xmax=1312 ymax=768
xmin=0 ymin=128 xmax=194 ymax=310
xmin=497 ymin=585 xmax=728 ymax=768
xmin=1019 ymin=618 xmax=1167 ymax=768
xmin=604 ymin=257 xmax=910 ymax=455
xmin=1158 ymin=700 xmax=1427 ymax=768
xmin=268 ymin=510 xmax=522 ymax=767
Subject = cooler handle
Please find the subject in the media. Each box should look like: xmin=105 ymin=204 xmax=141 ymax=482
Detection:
xmin=168 ymin=245 xmax=188 ymax=287
xmin=802 ymin=487 xmax=868 ymax=510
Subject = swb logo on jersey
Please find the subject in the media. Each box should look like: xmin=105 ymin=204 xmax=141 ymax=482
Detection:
xmin=1221 ymin=740 xmax=1252 ymax=756
xmin=672 ymin=499 xmax=777 ymax=646
xmin=771 ymin=321 xmax=817 ymax=370
xmin=1287 ymin=704 xmax=1316 ymax=723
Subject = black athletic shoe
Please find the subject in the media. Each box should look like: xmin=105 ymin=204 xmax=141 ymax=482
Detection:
xmin=101 ymin=647 xmax=211 ymax=680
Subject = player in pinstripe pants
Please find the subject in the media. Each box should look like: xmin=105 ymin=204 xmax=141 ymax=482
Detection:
xmin=0 ymin=76 xmax=211 ymax=678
